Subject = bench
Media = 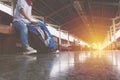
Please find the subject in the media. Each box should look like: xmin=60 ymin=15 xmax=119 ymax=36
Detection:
xmin=0 ymin=25 xmax=16 ymax=54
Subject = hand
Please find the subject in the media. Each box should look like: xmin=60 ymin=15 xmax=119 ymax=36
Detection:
xmin=30 ymin=20 xmax=35 ymax=24
xmin=29 ymin=20 xmax=39 ymax=26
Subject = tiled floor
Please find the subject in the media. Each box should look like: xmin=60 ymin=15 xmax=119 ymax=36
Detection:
xmin=0 ymin=50 xmax=120 ymax=80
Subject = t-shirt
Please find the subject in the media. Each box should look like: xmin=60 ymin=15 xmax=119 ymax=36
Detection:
xmin=13 ymin=0 xmax=32 ymax=23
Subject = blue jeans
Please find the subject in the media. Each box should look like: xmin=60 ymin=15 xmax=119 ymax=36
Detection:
xmin=13 ymin=21 xmax=30 ymax=47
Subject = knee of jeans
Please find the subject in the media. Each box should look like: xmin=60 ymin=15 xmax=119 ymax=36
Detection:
xmin=21 ymin=27 xmax=28 ymax=33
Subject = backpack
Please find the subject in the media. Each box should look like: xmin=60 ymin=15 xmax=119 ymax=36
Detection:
xmin=28 ymin=21 xmax=56 ymax=52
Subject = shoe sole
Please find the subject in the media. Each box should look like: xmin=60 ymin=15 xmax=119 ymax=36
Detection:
xmin=23 ymin=51 xmax=37 ymax=55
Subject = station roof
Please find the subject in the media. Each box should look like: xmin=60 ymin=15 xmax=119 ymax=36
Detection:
xmin=1 ymin=0 xmax=120 ymax=43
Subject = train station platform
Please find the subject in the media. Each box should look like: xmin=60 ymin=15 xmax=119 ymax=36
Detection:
xmin=0 ymin=51 xmax=120 ymax=80
xmin=1 ymin=0 xmax=120 ymax=80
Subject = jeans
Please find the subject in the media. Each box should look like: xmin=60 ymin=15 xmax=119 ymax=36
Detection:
xmin=13 ymin=21 xmax=30 ymax=47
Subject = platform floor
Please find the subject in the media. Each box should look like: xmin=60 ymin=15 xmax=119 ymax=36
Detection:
xmin=0 ymin=51 xmax=120 ymax=80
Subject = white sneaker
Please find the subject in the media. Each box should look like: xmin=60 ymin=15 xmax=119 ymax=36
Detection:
xmin=23 ymin=46 xmax=37 ymax=54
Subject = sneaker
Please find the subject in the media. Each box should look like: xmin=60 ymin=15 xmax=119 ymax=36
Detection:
xmin=23 ymin=46 xmax=37 ymax=54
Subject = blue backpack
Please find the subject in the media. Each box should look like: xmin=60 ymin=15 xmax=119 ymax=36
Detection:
xmin=28 ymin=21 xmax=56 ymax=50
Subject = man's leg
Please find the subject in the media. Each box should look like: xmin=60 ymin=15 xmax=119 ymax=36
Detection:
xmin=13 ymin=21 xmax=37 ymax=54
xmin=13 ymin=21 xmax=29 ymax=47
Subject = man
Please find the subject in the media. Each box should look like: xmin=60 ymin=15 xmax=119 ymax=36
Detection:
xmin=13 ymin=0 xmax=37 ymax=54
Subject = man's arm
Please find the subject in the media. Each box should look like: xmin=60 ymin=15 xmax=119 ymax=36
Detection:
xmin=20 ymin=8 xmax=32 ymax=22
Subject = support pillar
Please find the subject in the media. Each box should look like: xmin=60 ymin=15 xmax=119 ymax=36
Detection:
xmin=67 ymin=32 xmax=70 ymax=46
xmin=112 ymin=19 xmax=117 ymax=49
xmin=58 ymin=27 xmax=61 ymax=51
xmin=110 ymin=26 xmax=112 ymax=41
xmin=11 ymin=0 xmax=15 ymax=15
xmin=0 ymin=16 xmax=1 ymax=23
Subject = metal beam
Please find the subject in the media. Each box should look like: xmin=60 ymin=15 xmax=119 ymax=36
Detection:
xmin=45 ymin=4 xmax=72 ymax=19
xmin=87 ymin=0 xmax=96 ymax=35
xmin=115 ymin=0 xmax=120 ymax=16
xmin=47 ymin=23 xmax=60 ymax=29
xmin=37 ymin=0 xmax=68 ymax=25
xmin=78 ymin=1 xmax=119 ymax=6
xmin=62 ymin=17 xmax=80 ymax=26
xmin=62 ymin=15 xmax=111 ymax=27
xmin=87 ymin=0 xmax=97 ymax=39
xmin=32 ymin=15 xmax=44 ymax=21
xmin=69 ymin=26 xmax=82 ymax=32
xmin=87 ymin=0 xmax=93 ymax=23
xmin=93 ymin=16 xmax=112 ymax=21
xmin=73 ymin=0 xmax=88 ymax=24
xmin=73 ymin=0 xmax=94 ymax=36
xmin=33 ymin=7 xmax=60 ymax=25
xmin=91 ymin=1 xmax=119 ymax=6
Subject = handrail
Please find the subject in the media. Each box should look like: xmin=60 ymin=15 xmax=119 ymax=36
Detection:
xmin=0 ymin=1 xmax=12 ymax=8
